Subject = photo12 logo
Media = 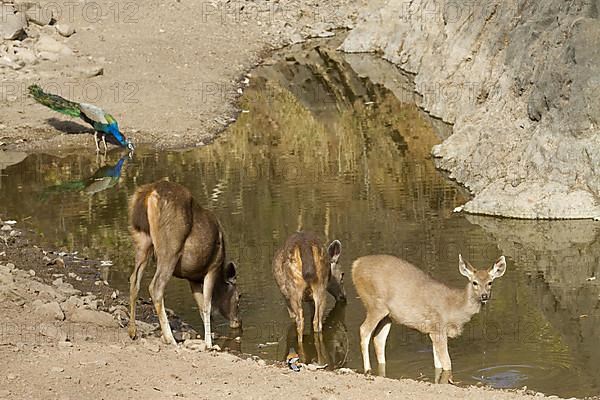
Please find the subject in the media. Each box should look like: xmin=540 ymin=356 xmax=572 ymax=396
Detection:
xmin=0 ymin=82 xmax=140 ymax=106
xmin=9 ymin=1 xmax=140 ymax=24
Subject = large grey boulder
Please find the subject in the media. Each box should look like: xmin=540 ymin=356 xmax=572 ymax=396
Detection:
xmin=341 ymin=0 xmax=600 ymax=219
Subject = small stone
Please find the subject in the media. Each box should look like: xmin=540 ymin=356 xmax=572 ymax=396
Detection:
xmin=1 ymin=225 xmax=11 ymax=231
xmin=52 ymin=277 xmax=63 ymax=286
xmin=69 ymin=309 xmax=116 ymax=327
xmin=257 ymin=359 xmax=266 ymax=367
xmin=56 ymin=24 xmax=75 ymax=37
xmin=38 ymin=323 xmax=68 ymax=342
xmin=48 ymin=257 xmax=65 ymax=268
xmin=0 ymin=8 xmax=27 ymax=40
xmin=36 ymin=35 xmax=73 ymax=56
xmin=6 ymin=373 xmax=17 ymax=380
xmin=173 ymin=331 xmax=191 ymax=343
xmin=110 ymin=290 xmax=119 ymax=299
xmin=337 ymin=368 xmax=355 ymax=374
xmin=184 ymin=339 xmax=207 ymax=352
xmin=50 ymin=366 xmax=64 ymax=373
xmin=26 ymin=4 xmax=52 ymax=26
xmin=35 ymin=301 xmax=65 ymax=321
xmin=58 ymin=341 xmax=73 ymax=348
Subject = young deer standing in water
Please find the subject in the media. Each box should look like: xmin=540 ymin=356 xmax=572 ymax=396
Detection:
xmin=352 ymin=254 xmax=506 ymax=381
xmin=128 ymin=181 xmax=240 ymax=348
xmin=273 ymin=232 xmax=345 ymax=342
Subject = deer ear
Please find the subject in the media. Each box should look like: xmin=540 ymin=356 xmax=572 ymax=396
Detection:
xmin=458 ymin=254 xmax=474 ymax=279
xmin=328 ymin=240 xmax=342 ymax=263
xmin=489 ymin=256 xmax=506 ymax=280
xmin=224 ymin=262 xmax=237 ymax=284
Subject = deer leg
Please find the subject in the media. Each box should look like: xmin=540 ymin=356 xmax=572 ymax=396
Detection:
xmin=430 ymin=333 xmax=451 ymax=373
xmin=359 ymin=308 xmax=387 ymax=374
xmin=373 ymin=317 xmax=392 ymax=366
xmin=190 ymin=280 xmax=212 ymax=346
xmin=199 ymin=270 xmax=217 ymax=348
xmin=312 ymin=288 xmax=326 ymax=333
xmin=290 ymin=295 xmax=304 ymax=343
xmin=314 ymin=331 xmax=329 ymax=367
xmin=148 ymin=255 xmax=178 ymax=345
xmin=128 ymin=232 xmax=153 ymax=340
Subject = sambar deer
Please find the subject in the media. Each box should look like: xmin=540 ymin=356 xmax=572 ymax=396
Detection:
xmin=273 ymin=232 xmax=345 ymax=343
xmin=352 ymin=254 xmax=506 ymax=382
xmin=128 ymin=181 xmax=240 ymax=348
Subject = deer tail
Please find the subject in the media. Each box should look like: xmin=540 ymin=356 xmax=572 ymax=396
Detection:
xmin=299 ymin=242 xmax=317 ymax=283
xmin=129 ymin=186 xmax=152 ymax=234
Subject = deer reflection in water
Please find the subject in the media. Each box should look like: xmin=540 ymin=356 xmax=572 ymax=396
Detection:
xmin=283 ymin=301 xmax=349 ymax=369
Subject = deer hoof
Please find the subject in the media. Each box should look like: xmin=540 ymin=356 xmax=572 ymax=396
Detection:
xmin=128 ymin=324 xmax=137 ymax=340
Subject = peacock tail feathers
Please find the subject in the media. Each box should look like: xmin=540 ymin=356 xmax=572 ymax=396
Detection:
xmin=28 ymin=84 xmax=81 ymax=119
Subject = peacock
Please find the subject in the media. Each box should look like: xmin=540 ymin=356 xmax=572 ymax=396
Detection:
xmin=28 ymin=84 xmax=135 ymax=152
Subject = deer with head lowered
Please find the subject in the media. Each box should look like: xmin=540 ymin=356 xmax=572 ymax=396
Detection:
xmin=128 ymin=181 xmax=240 ymax=348
xmin=273 ymin=232 xmax=345 ymax=344
xmin=352 ymin=254 xmax=506 ymax=382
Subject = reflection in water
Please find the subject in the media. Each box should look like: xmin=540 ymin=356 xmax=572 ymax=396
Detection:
xmin=43 ymin=153 xmax=129 ymax=196
xmin=0 ymin=43 xmax=599 ymax=397
xmin=283 ymin=301 xmax=349 ymax=369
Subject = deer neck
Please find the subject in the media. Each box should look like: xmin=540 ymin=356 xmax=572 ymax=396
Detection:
xmin=462 ymin=283 xmax=482 ymax=316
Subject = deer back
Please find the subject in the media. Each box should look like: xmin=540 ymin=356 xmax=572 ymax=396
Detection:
xmin=352 ymin=255 xmax=469 ymax=334
xmin=273 ymin=232 xmax=330 ymax=297
xmin=129 ymin=181 xmax=227 ymax=283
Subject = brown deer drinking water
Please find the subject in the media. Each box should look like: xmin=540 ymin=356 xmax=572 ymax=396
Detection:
xmin=352 ymin=254 xmax=506 ymax=381
xmin=128 ymin=181 xmax=240 ymax=347
xmin=273 ymin=232 xmax=345 ymax=343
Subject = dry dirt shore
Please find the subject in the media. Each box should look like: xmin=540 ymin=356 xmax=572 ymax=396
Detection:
xmin=1 ymin=0 xmax=361 ymax=151
xmin=0 ymin=226 xmax=570 ymax=400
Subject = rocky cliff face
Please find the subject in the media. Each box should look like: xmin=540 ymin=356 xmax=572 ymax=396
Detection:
xmin=341 ymin=0 xmax=600 ymax=219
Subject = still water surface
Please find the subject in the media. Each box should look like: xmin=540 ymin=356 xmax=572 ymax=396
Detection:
xmin=1 ymin=44 xmax=599 ymax=398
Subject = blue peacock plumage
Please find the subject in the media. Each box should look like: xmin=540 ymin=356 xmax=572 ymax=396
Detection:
xmin=28 ymin=84 xmax=135 ymax=152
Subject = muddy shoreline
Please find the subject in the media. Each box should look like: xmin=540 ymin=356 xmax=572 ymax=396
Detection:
xmin=0 ymin=217 xmax=568 ymax=399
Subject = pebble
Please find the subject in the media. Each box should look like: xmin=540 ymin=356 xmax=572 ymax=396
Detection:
xmin=56 ymin=24 xmax=75 ymax=37
xmin=184 ymin=339 xmax=207 ymax=352
xmin=76 ymin=65 xmax=104 ymax=78
xmin=36 ymin=35 xmax=73 ymax=57
xmin=34 ymin=301 xmax=65 ymax=321
xmin=337 ymin=368 xmax=355 ymax=374
xmin=25 ymin=4 xmax=52 ymax=26
xmin=1 ymin=225 xmax=12 ymax=231
xmin=6 ymin=373 xmax=17 ymax=380
xmin=58 ymin=341 xmax=73 ymax=348
xmin=51 ymin=367 xmax=65 ymax=373
xmin=0 ymin=8 xmax=27 ymax=40
xmin=69 ymin=309 xmax=116 ymax=327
